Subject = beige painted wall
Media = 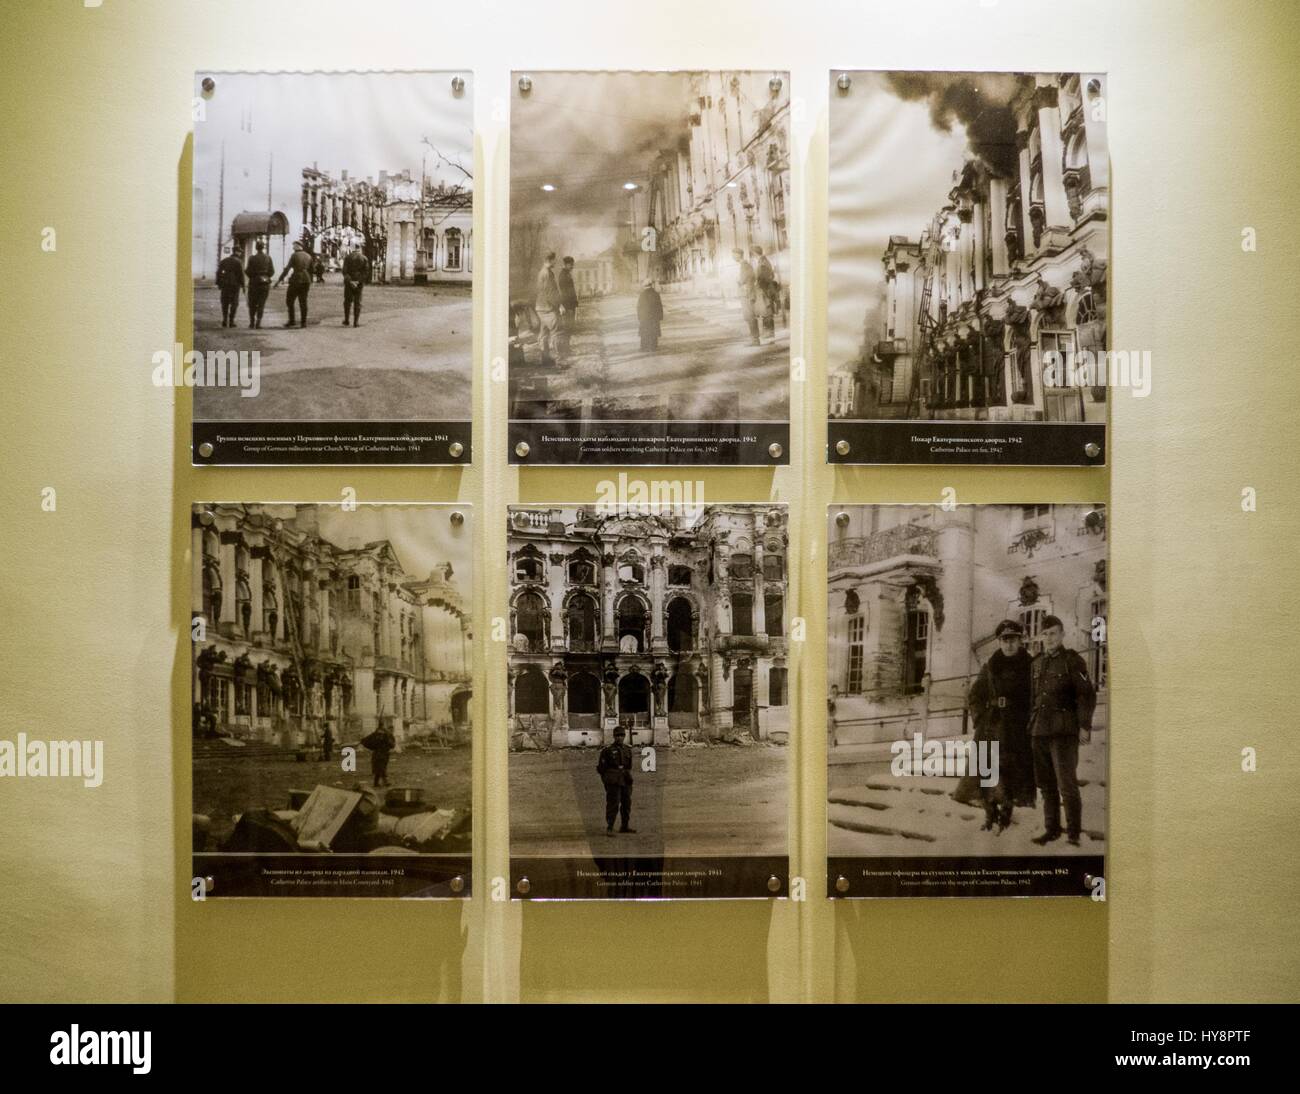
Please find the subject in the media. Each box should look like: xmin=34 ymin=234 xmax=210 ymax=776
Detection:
xmin=0 ymin=0 xmax=1296 ymax=1003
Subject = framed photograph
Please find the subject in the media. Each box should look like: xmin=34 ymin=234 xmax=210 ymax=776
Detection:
xmin=827 ymin=503 xmax=1108 ymax=897
xmin=507 ymin=504 xmax=790 ymax=898
xmin=190 ymin=503 xmax=472 ymax=897
xmin=508 ymin=71 xmax=792 ymax=465
xmin=190 ymin=71 xmax=473 ymax=465
xmin=828 ymin=72 xmax=1109 ymax=465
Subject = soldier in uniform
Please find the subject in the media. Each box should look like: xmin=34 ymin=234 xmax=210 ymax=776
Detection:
xmin=275 ymin=240 xmax=314 ymax=328
xmin=596 ymin=725 xmax=636 ymax=837
xmin=534 ymin=252 xmax=562 ymax=366
xmin=244 ymin=241 xmax=274 ymax=329
xmin=733 ymin=248 xmax=759 ymax=346
xmin=963 ymin=619 xmax=1035 ymax=832
xmin=216 ymin=246 xmax=245 ymax=328
xmin=1027 ymin=614 xmax=1096 ymax=846
xmin=341 ymin=246 xmax=369 ymax=327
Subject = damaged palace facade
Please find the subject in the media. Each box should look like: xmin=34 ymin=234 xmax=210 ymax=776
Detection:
xmin=507 ymin=507 xmax=790 ymax=749
xmin=828 ymin=505 xmax=1108 ymax=746
xmin=191 ymin=505 xmax=471 ymax=750
xmin=640 ymin=72 xmax=791 ymax=302
xmin=835 ymin=73 xmax=1109 ymax=422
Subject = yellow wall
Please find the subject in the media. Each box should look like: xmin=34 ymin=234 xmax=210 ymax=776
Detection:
xmin=0 ymin=0 xmax=1296 ymax=1003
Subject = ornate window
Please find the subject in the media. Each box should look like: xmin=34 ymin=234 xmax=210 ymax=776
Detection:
xmin=347 ymin=574 xmax=361 ymax=613
xmin=616 ymin=595 xmax=648 ymax=652
xmin=567 ymin=549 xmax=596 ymax=586
xmin=668 ymin=564 xmax=692 ymax=586
xmin=731 ymin=591 xmax=754 ymax=636
xmin=445 ymin=228 xmax=463 ymax=271
xmin=617 ymin=554 xmax=645 ymax=584
xmin=514 ymin=591 xmax=548 ymax=652
xmin=566 ymin=593 xmax=598 ymax=652
xmin=765 ymin=593 xmax=783 ymax=638
xmin=514 ymin=546 xmax=544 ymax=583
xmin=769 ymin=667 xmax=787 ymax=707
xmin=729 ymin=553 xmax=753 ymax=580
xmin=762 ymin=553 xmax=783 ymax=581
xmin=847 ymin=614 xmax=864 ymax=694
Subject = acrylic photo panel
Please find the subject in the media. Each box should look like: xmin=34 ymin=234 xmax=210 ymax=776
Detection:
xmin=507 ymin=504 xmax=791 ymax=898
xmin=190 ymin=71 xmax=473 ymax=465
xmin=827 ymin=503 xmax=1108 ymax=897
xmin=190 ymin=503 xmax=472 ymax=897
xmin=508 ymin=71 xmax=792 ymax=465
xmin=827 ymin=72 xmax=1109 ymax=465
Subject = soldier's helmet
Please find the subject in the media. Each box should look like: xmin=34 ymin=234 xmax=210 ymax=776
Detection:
xmin=994 ymin=619 xmax=1024 ymax=639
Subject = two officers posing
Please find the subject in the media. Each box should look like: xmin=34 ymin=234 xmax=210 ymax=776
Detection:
xmin=965 ymin=616 xmax=1097 ymax=846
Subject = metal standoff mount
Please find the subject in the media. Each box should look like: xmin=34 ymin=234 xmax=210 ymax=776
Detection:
xmin=449 ymin=875 xmax=465 ymax=894
xmin=835 ymin=511 xmax=850 ymax=528
xmin=451 ymin=75 xmax=465 ymax=95
xmin=836 ymin=73 xmax=852 ymax=94
xmin=768 ymin=75 xmax=783 ymax=95
xmin=517 ymin=74 xmax=533 ymax=94
xmin=197 ymin=441 xmax=214 ymax=458
xmin=768 ymin=442 xmax=783 ymax=459
xmin=199 ymin=509 xmax=215 ymax=527
xmin=201 ymin=76 xmax=215 ymax=96
xmin=767 ymin=875 xmax=782 ymax=894
xmin=448 ymin=441 xmax=464 ymax=458
xmin=835 ymin=438 xmax=850 ymax=456
xmin=515 ymin=441 xmax=530 ymax=459
xmin=1084 ymin=441 xmax=1101 ymax=458
xmin=835 ymin=875 xmax=850 ymax=894
xmin=449 ymin=511 xmax=465 ymax=527
xmin=516 ymin=876 xmax=531 ymax=895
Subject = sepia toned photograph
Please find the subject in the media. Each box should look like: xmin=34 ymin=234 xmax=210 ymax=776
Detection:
xmin=506 ymin=504 xmax=790 ymax=898
xmin=190 ymin=503 xmax=472 ymax=897
xmin=828 ymin=71 xmax=1109 ymax=465
xmin=191 ymin=71 xmax=473 ymax=464
xmin=827 ymin=503 xmax=1108 ymax=897
xmin=508 ymin=71 xmax=791 ymax=464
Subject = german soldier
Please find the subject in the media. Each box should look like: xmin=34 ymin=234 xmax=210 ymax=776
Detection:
xmin=216 ymin=246 xmax=245 ymax=328
xmin=245 ymin=241 xmax=274 ymax=328
xmin=963 ymin=619 xmax=1034 ymax=832
xmin=341 ymin=246 xmax=369 ymax=327
xmin=1028 ymin=615 xmax=1096 ymax=846
xmin=275 ymin=240 xmax=314 ymax=328
xmin=596 ymin=725 xmax=635 ymax=837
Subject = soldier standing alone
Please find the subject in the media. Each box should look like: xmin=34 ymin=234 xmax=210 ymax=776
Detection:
xmin=341 ymin=246 xmax=369 ymax=327
xmin=596 ymin=725 xmax=636 ymax=837
xmin=1028 ymin=615 xmax=1096 ymax=846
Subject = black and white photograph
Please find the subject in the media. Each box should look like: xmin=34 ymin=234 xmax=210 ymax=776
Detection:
xmin=827 ymin=503 xmax=1108 ymax=897
xmin=828 ymin=72 xmax=1109 ymax=465
xmin=506 ymin=504 xmax=790 ymax=898
xmin=191 ymin=71 xmax=473 ymax=465
xmin=190 ymin=503 xmax=472 ymax=897
xmin=508 ymin=71 xmax=791 ymax=465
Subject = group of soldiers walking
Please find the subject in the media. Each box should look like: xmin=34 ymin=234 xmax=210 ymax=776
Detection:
xmin=213 ymin=238 xmax=372 ymax=330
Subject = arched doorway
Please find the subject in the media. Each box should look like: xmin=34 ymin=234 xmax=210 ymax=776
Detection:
xmin=514 ymin=666 xmax=549 ymax=718
xmin=617 ymin=672 xmax=651 ymax=744
xmin=450 ymin=688 xmax=471 ymax=728
xmin=567 ymin=670 xmax=600 ymax=731
xmin=666 ymin=596 xmax=693 ymax=653
xmin=668 ymin=672 xmax=698 ymax=730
